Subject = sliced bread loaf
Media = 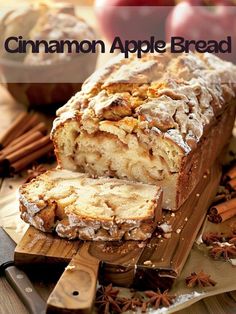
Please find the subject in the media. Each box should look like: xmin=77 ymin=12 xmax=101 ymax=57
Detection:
xmin=52 ymin=52 xmax=236 ymax=210
xmin=19 ymin=169 xmax=162 ymax=241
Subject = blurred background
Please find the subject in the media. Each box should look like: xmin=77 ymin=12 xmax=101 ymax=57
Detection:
xmin=0 ymin=0 xmax=235 ymax=111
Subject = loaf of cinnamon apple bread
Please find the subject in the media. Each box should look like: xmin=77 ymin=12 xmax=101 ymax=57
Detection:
xmin=19 ymin=169 xmax=162 ymax=241
xmin=52 ymin=51 xmax=236 ymax=210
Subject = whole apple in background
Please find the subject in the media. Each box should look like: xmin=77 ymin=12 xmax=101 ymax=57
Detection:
xmin=95 ymin=0 xmax=176 ymax=42
xmin=166 ymin=0 xmax=236 ymax=62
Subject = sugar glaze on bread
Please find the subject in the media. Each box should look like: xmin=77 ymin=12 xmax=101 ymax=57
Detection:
xmin=52 ymin=51 xmax=236 ymax=210
xmin=19 ymin=169 xmax=162 ymax=241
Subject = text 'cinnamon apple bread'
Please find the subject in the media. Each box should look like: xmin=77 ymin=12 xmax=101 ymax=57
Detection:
xmin=52 ymin=50 xmax=236 ymax=210
xmin=19 ymin=169 xmax=162 ymax=241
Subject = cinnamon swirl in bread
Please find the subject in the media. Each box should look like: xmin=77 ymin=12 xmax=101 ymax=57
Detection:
xmin=52 ymin=51 xmax=236 ymax=210
xmin=19 ymin=169 xmax=162 ymax=241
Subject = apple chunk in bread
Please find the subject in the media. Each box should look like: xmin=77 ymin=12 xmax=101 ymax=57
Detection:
xmin=19 ymin=169 xmax=163 ymax=241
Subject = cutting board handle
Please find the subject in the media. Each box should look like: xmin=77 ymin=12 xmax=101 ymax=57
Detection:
xmin=46 ymin=242 xmax=100 ymax=314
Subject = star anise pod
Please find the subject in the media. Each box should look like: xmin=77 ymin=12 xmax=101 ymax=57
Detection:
xmin=209 ymin=243 xmax=236 ymax=260
xmin=95 ymin=284 xmax=121 ymax=314
xmin=185 ymin=270 xmax=216 ymax=288
xmin=117 ymin=297 xmax=143 ymax=312
xmin=25 ymin=164 xmax=47 ymax=183
xmin=131 ymin=291 xmax=148 ymax=313
xmin=144 ymin=289 xmax=175 ymax=309
xmin=202 ymin=232 xmax=224 ymax=245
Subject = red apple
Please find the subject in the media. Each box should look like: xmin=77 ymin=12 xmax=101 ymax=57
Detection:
xmin=166 ymin=0 xmax=236 ymax=61
xmin=95 ymin=0 xmax=175 ymax=42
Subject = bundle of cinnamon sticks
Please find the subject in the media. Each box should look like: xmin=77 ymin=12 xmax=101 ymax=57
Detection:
xmin=208 ymin=164 xmax=236 ymax=224
xmin=0 ymin=111 xmax=54 ymax=176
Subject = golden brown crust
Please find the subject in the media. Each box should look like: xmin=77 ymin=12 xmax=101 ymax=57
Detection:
xmin=176 ymin=103 xmax=236 ymax=208
xmin=52 ymin=51 xmax=236 ymax=150
xmin=51 ymin=51 xmax=236 ymax=210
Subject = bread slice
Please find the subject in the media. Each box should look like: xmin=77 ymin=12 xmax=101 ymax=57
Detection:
xmin=19 ymin=169 xmax=162 ymax=241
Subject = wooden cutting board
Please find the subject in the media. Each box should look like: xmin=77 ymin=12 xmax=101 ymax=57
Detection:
xmin=14 ymin=162 xmax=221 ymax=313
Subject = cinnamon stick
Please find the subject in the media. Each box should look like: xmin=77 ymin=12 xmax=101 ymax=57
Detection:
xmin=0 ymin=131 xmax=44 ymax=157
xmin=10 ymin=142 xmax=53 ymax=173
xmin=0 ymin=112 xmax=42 ymax=149
xmin=17 ymin=113 xmax=41 ymax=135
xmin=3 ymin=135 xmax=51 ymax=165
xmin=208 ymin=207 xmax=236 ymax=223
xmin=0 ymin=112 xmax=28 ymax=148
xmin=0 ymin=111 xmax=54 ymax=176
xmin=219 ymin=207 xmax=236 ymax=222
xmin=208 ymin=198 xmax=236 ymax=223
xmin=10 ymin=122 xmax=47 ymax=146
xmin=209 ymin=198 xmax=236 ymax=215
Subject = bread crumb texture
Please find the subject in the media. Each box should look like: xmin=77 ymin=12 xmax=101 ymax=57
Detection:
xmin=52 ymin=51 xmax=236 ymax=209
xmin=19 ymin=169 xmax=162 ymax=241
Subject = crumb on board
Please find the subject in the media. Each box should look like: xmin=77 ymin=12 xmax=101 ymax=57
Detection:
xmin=65 ymin=265 xmax=76 ymax=271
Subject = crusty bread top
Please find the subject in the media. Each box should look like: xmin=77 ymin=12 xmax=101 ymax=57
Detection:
xmin=19 ymin=169 xmax=161 ymax=222
xmin=53 ymin=51 xmax=236 ymax=153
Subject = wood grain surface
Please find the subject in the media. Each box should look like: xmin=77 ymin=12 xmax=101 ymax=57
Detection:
xmin=15 ymin=226 xmax=81 ymax=265
xmin=47 ymin=243 xmax=100 ymax=313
